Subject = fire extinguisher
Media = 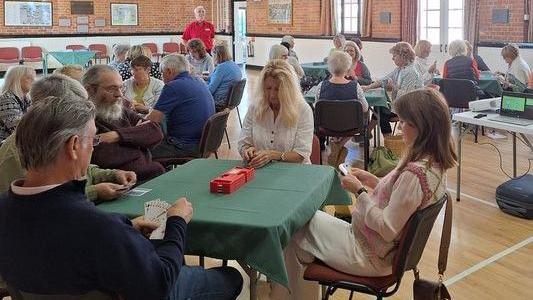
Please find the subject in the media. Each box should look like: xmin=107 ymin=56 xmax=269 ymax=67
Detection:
xmin=248 ymin=39 xmax=255 ymax=57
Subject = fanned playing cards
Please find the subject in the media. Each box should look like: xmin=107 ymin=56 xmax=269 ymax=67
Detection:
xmin=144 ymin=199 xmax=171 ymax=239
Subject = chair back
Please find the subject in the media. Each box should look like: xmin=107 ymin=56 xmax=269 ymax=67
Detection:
xmin=0 ymin=47 xmax=20 ymax=63
xmin=439 ymin=79 xmax=477 ymax=109
xmin=225 ymin=79 xmax=247 ymax=110
xmin=142 ymin=43 xmax=158 ymax=55
xmin=179 ymin=43 xmax=187 ymax=54
xmin=198 ymin=109 xmax=231 ymax=158
xmin=163 ymin=42 xmax=180 ymax=54
xmin=21 ymin=47 xmax=42 ymax=61
xmin=66 ymin=45 xmax=86 ymax=51
xmin=310 ymin=135 xmax=321 ymax=165
xmin=392 ymin=194 xmax=448 ymax=280
xmin=88 ymin=44 xmax=108 ymax=55
xmin=314 ymin=99 xmax=366 ymax=137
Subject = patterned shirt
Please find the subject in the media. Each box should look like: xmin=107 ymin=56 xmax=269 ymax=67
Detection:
xmin=117 ymin=58 xmax=162 ymax=81
xmin=0 ymin=91 xmax=31 ymax=142
xmin=381 ymin=62 xmax=424 ymax=100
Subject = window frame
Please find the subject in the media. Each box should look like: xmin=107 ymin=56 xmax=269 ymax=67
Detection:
xmin=418 ymin=0 xmax=464 ymax=45
xmin=338 ymin=0 xmax=363 ymax=36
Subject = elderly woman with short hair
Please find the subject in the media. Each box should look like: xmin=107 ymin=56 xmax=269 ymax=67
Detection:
xmin=269 ymin=44 xmax=304 ymax=79
xmin=186 ymin=38 xmax=215 ymax=76
xmin=282 ymin=35 xmax=298 ymax=60
xmin=363 ymin=42 xmax=423 ymax=135
xmin=117 ymin=44 xmax=162 ymax=81
xmin=0 ymin=65 xmax=35 ymax=142
xmin=499 ymin=44 xmax=531 ymax=92
xmin=413 ymin=40 xmax=438 ymax=85
xmin=109 ymin=44 xmax=130 ymax=69
xmin=123 ymin=55 xmax=164 ymax=113
xmin=344 ymin=41 xmax=372 ymax=86
xmin=330 ymin=34 xmax=346 ymax=55
xmin=464 ymin=40 xmax=490 ymax=72
xmin=208 ymin=41 xmax=242 ymax=110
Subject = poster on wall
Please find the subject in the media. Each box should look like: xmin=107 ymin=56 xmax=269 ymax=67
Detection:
xmin=111 ymin=3 xmax=138 ymax=26
xmin=268 ymin=0 xmax=292 ymax=24
xmin=4 ymin=1 xmax=52 ymax=26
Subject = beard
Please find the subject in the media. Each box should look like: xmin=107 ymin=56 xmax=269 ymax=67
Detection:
xmin=95 ymin=98 xmax=123 ymax=122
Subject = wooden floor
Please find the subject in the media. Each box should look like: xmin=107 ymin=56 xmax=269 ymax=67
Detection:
xmin=189 ymin=69 xmax=533 ymax=300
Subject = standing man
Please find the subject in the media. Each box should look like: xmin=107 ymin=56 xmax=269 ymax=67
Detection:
xmin=182 ymin=6 xmax=215 ymax=53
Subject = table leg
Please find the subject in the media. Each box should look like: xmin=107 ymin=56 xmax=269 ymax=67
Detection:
xmin=519 ymin=133 xmax=533 ymax=152
xmin=513 ymin=133 xmax=517 ymax=178
xmin=456 ymin=122 xmax=462 ymax=202
xmin=238 ymin=261 xmax=258 ymax=300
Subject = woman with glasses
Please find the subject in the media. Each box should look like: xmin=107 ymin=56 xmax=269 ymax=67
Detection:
xmin=123 ymin=55 xmax=164 ymax=113
xmin=207 ymin=42 xmax=242 ymax=111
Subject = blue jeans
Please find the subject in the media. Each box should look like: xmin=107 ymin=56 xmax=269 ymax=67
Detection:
xmin=168 ymin=266 xmax=243 ymax=300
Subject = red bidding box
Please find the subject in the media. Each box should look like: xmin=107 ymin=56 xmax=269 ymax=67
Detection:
xmin=210 ymin=167 xmax=255 ymax=194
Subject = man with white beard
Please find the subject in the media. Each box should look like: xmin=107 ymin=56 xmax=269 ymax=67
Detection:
xmin=82 ymin=65 xmax=165 ymax=181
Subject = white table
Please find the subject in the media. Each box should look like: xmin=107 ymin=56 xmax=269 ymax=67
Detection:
xmin=452 ymin=111 xmax=533 ymax=201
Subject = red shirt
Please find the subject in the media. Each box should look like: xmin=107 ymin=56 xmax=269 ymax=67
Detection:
xmin=182 ymin=21 xmax=215 ymax=51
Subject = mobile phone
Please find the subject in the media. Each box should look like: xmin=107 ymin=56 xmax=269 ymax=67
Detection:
xmin=338 ymin=163 xmax=350 ymax=176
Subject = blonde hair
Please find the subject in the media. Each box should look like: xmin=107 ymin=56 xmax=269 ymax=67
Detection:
xmin=53 ymin=64 xmax=84 ymax=81
xmin=213 ymin=41 xmax=232 ymax=65
xmin=255 ymin=59 xmax=304 ymax=127
xmin=127 ymin=45 xmax=151 ymax=60
xmin=414 ymin=40 xmax=431 ymax=57
xmin=501 ymin=44 xmax=520 ymax=61
xmin=393 ymin=88 xmax=457 ymax=171
xmin=1 ymin=65 xmax=35 ymax=99
xmin=344 ymin=41 xmax=362 ymax=61
xmin=390 ymin=42 xmax=416 ymax=63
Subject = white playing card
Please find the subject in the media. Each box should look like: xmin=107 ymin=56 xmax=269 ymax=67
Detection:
xmin=144 ymin=199 xmax=170 ymax=239
xmin=127 ymin=188 xmax=152 ymax=197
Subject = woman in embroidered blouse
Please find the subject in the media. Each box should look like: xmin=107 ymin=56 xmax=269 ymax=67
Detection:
xmin=0 ymin=66 xmax=35 ymax=142
xmin=123 ymin=55 xmax=164 ymax=114
xmin=186 ymin=38 xmax=215 ymax=76
xmin=271 ymin=88 xmax=456 ymax=299
xmin=344 ymin=41 xmax=372 ymax=86
xmin=238 ymin=59 xmax=313 ymax=168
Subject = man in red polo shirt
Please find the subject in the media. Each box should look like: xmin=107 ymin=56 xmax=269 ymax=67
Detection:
xmin=182 ymin=6 xmax=215 ymax=53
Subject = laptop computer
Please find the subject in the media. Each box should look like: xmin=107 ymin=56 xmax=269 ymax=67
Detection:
xmin=488 ymin=92 xmax=533 ymax=126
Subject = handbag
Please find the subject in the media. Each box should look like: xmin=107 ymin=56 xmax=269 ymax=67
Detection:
xmin=413 ymin=194 xmax=453 ymax=300
xmin=368 ymin=146 xmax=398 ymax=177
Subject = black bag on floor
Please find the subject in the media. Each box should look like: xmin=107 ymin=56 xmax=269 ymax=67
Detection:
xmin=495 ymin=174 xmax=533 ymax=219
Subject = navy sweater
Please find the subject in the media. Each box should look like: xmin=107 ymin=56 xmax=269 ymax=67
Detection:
xmin=0 ymin=180 xmax=187 ymax=300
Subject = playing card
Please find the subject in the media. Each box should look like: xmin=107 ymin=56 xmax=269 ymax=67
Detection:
xmin=126 ymin=188 xmax=152 ymax=197
xmin=144 ymin=199 xmax=170 ymax=239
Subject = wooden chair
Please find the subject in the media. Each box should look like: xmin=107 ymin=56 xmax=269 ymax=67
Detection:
xmin=304 ymin=194 xmax=449 ymax=300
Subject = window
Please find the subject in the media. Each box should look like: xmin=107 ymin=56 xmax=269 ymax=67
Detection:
xmin=336 ymin=0 xmax=363 ymax=35
xmin=419 ymin=0 xmax=464 ymax=45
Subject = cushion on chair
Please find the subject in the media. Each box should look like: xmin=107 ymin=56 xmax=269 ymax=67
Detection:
xmin=303 ymin=260 xmax=397 ymax=291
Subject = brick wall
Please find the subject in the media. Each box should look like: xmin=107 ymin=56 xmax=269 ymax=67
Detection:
xmin=247 ymin=0 xmax=322 ymax=35
xmin=478 ymin=0 xmax=527 ymax=43
xmin=371 ymin=0 xmax=401 ymax=39
xmin=0 ymin=0 xmax=213 ymax=35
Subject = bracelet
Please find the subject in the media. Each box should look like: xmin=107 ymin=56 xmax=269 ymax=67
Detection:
xmin=280 ymin=152 xmax=286 ymax=161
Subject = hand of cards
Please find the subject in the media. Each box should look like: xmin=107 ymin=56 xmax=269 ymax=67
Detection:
xmin=144 ymin=199 xmax=171 ymax=239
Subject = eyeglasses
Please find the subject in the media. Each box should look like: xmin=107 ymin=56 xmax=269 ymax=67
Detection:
xmin=80 ymin=135 xmax=101 ymax=147
xmin=96 ymin=84 xmax=125 ymax=95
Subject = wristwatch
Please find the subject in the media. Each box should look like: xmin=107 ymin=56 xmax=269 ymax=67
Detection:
xmin=356 ymin=187 xmax=368 ymax=196
xmin=280 ymin=152 xmax=286 ymax=161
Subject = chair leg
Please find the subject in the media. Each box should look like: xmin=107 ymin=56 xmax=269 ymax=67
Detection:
xmin=215 ymin=151 xmax=218 ymax=159
xmin=349 ymin=291 xmax=354 ymax=300
xmin=236 ymin=107 xmax=242 ymax=128
xmin=481 ymin=126 xmax=485 ymax=136
xmin=225 ymin=128 xmax=231 ymax=149
xmin=474 ymin=125 xmax=479 ymax=143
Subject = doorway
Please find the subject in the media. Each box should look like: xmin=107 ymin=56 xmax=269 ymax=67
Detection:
xmin=233 ymin=1 xmax=247 ymax=65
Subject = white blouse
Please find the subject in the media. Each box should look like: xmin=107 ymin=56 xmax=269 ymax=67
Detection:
xmin=238 ymin=100 xmax=314 ymax=164
xmin=507 ymin=57 xmax=530 ymax=86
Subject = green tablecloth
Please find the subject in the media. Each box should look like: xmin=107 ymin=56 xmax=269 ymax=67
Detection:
xmin=43 ymin=51 xmax=96 ymax=74
xmin=97 ymin=159 xmax=350 ymax=287
xmin=304 ymin=87 xmax=390 ymax=108
xmin=301 ymin=62 xmax=329 ymax=80
xmin=433 ymin=73 xmax=503 ymax=97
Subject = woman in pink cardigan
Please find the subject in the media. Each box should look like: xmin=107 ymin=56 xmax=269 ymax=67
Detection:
xmin=271 ymin=88 xmax=457 ymax=299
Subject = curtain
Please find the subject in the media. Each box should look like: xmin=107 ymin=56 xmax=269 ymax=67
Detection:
xmin=464 ymin=0 xmax=480 ymax=54
xmin=320 ymin=0 xmax=336 ymax=35
xmin=401 ymin=0 xmax=418 ymax=45
xmin=362 ymin=0 xmax=373 ymax=37
xmin=529 ymin=0 xmax=533 ymax=41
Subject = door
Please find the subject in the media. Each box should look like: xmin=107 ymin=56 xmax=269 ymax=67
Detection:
xmin=233 ymin=1 xmax=247 ymax=65
xmin=418 ymin=0 xmax=464 ymax=71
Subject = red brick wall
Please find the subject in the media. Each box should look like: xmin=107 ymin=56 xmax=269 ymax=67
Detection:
xmin=371 ymin=0 xmax=401 ymax=39
xmin=0 ymin=0 xmax=213 ymax=35
xmin=478 ymin=0 xmax=526 ymax=43
xmin=247 ymin=0 xmax=322 ymax=35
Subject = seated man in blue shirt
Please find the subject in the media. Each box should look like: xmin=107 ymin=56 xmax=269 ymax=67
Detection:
xmin=0 ymin=95 xmax=242 ymax=299
xmin=147 ymin=54 xmax=215 ymax=158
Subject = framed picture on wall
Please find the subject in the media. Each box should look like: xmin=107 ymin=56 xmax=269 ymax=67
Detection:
xmin=268 ymin=0 xmax=292 ymax=24
xmin=111 ymin=3 xmax=138 ymax=26
xmin=4 ymin=1 xmax=52 ymax=26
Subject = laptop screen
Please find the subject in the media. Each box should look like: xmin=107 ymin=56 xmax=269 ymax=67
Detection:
xmin=500 ymin=92 xmax=533 ymax=120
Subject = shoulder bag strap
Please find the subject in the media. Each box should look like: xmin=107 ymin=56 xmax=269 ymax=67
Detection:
xmin=438 ymin=193 xmax=453 ymax=276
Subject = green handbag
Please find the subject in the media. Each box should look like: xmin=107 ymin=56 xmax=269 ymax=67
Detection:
xmin=368 ymin=146 xmax=399 ymax=177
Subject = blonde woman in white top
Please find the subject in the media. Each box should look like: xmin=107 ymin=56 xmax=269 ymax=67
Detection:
xmin=413 ymin=40 xmax=438 ymax=85
xmin=123 ymin=55 xmax=164 ymax=113
xmin=499 ymin=44 xmax=531 ymax=91
xmin=238 ymin=59 xmax=313 ymax=168
xmin=269 ymin=44 xmax=305 ymax=79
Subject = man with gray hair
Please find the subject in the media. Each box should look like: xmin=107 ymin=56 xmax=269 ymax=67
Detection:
xmin=182 ymin=5 xmax=215 ymax=53
xmin=147 ymin=54 xmax=214 ymax=159
xmin=82 ymin=65 xmax=165 ymax=181
xmin=0 ymin=74 xmax=137 ymax=201
xmin=108 ymin=44 xmax=130 ymax=69
xmin=0 ymin=95 xmax=243 ymax=299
